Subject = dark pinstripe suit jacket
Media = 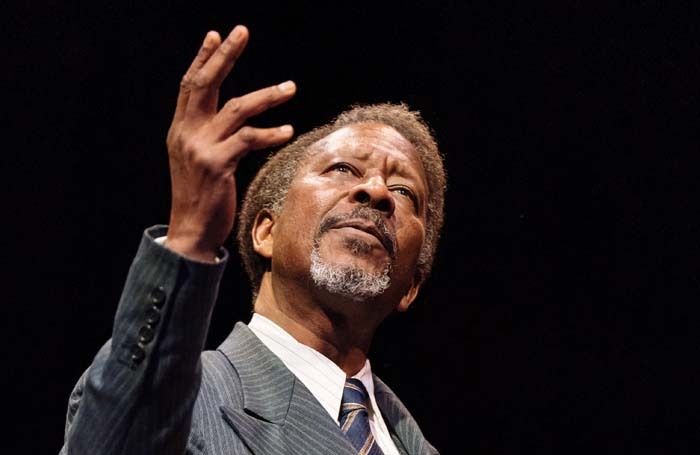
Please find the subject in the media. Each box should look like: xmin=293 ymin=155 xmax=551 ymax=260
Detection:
xmin=61 ymin=227 xmax=438 ymax=455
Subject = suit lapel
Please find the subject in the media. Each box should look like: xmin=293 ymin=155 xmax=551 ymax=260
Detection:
xmin=391 ymin=432 xmax=410 ymax=455
xmin=281 ymin=379 xmax=358 ymax=455
xmin=374 ymin=375 xmax=439 ymax=455
xmin=217 ymin=323 xmax=356 ymax=455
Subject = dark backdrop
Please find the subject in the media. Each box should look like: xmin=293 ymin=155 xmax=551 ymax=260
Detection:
xmin=4 ymin=1 xmax=699 ymax=453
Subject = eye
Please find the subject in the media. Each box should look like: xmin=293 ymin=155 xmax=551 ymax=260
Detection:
xmin=391 ymin=186 xmax=418 ymax=206
xmin=327 ymin=162 xmax=357 ymax=175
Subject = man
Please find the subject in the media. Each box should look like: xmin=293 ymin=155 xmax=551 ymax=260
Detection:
xmin=61 ymin=25 xmax=446 ymax=455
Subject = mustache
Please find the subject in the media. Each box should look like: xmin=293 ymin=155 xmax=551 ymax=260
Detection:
xmin=316 ymin=206 xmax=397 ymax=258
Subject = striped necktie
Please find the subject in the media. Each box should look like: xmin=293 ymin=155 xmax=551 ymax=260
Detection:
xmin=339 ymin=378 xmax=384 ymax=455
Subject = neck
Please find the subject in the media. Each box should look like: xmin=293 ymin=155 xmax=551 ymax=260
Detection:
xmin=253 ymin=272 xmax=378 ymax=376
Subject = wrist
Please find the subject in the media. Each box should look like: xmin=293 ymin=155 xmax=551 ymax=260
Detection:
xmin=164 ymin=233 xmax=220 ymax=263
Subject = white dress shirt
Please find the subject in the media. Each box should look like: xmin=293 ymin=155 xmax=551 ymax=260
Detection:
xmin=248 ymin=313 xmax=400 ymax=455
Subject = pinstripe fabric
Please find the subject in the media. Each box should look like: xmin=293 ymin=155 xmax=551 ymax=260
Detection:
xmin=60 ymin=226 xmax=438 ymax=455
xmin=247 ymin=313 xmax=402 ymax=455
xmin=216 ymin=322 xmax=359 ymax=455
xmin=61 ymin=225 xmax=228 ymax=455
xmin=374 ymin=378 xmax=439 ymax=455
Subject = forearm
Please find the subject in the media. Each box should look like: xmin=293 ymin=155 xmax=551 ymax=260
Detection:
xmin=62 ymin=225 xmax=227 ymax=455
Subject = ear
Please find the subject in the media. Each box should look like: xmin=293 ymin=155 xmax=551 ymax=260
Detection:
xmin=251 ymin=209 xmax=276 ymax=259
xmin=396 ymin=269 xmax=424 ymax=313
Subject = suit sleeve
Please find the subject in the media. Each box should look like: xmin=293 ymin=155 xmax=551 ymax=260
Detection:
xmin=60 ymin=225 xmax=228 ymax=455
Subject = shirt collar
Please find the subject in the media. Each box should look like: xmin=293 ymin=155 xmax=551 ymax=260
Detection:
xmin=248 ymin=313 xmax=375 ymax=421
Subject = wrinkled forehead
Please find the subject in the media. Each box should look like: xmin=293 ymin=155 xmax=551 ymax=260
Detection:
xmin=307 ymin=122 xmax=422 ymax=165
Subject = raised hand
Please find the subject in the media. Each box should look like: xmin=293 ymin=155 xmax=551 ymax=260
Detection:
xmin=164 ymin=25 xmax=296 ymax=262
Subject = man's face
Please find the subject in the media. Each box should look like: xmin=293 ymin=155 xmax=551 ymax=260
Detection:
xmin=268 ymin=122 xmax=428 ymax=311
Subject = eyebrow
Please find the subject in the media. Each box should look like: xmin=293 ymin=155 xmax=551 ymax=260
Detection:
xmin=320 ymin=148 xmax=425 ymax=182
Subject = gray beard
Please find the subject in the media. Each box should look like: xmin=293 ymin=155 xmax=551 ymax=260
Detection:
xmin=309 ymin=240 xmax=391 ymax=301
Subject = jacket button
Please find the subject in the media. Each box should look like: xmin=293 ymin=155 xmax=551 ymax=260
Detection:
xmin=148 ymin=286 xmax=166 ymax=308
xmin=145 ymin=307 xmax=161 ymax=325
xmin=131 ymin=345 xmax=146 ymax=364
xmin=138 ymin=325 xmax=155 ymax=343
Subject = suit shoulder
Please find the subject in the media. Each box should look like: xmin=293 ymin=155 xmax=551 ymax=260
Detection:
xmin=198 ymin=349 xmax=244 ymax=405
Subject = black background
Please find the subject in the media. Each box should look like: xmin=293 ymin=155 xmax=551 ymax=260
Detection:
xmin=4 ymin=1 xmax=699 ymax=453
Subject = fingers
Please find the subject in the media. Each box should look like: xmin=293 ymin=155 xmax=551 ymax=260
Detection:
xmin=169 ymin=25 xmax=296 ymax=169
xmin=172 ymin=31 xmax=221 ymax=127
xmin=207 ymin=80 xmax=297 ymax=139
xmin=185 ymin=26 xmax=250 ymax=117
xmin=223 ymin=125 xmax=295 ymax=165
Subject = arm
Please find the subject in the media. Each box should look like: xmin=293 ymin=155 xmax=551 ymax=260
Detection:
xmin=61 ymin=25 xmax=296 ymax=454
xmin=62 ymin=226 xmax=227 ymax=455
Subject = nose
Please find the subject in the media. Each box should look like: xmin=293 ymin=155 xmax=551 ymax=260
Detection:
xmin=349 ymin=176 xmax=395 ymax=216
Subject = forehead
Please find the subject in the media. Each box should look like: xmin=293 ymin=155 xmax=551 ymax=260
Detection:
xmin=306 ymin=123 xmax=424 ymax=172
